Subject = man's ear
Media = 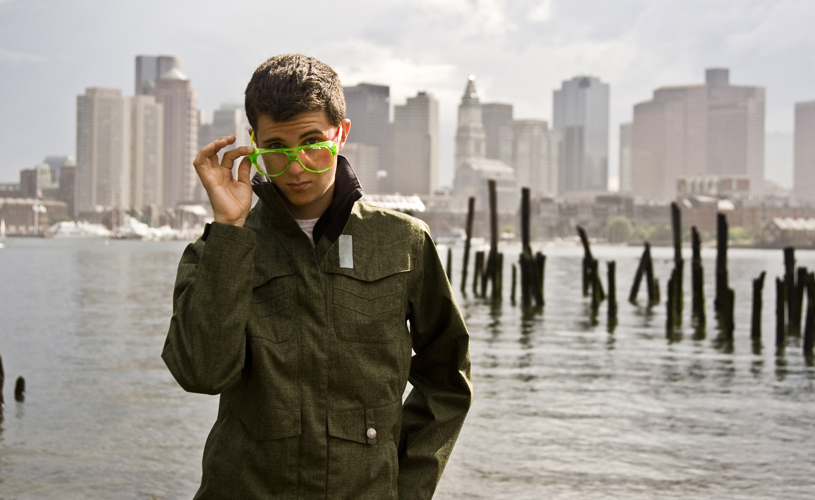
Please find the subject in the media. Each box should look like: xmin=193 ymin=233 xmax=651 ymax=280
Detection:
xmin=338 ymin=119 xmax=351 ymax=150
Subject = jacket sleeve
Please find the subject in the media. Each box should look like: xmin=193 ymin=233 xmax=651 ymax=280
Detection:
xmin=162 ymin=222 xmax=257 ymax=395
xmin=398 ymin=227 xmax=473 ymax=499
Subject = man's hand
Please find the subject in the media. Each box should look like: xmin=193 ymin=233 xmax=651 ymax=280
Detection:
xmin=193 ymin=136 xmax=254 ymax=227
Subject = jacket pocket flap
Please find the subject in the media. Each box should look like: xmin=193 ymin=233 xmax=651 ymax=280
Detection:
xmin=236 ymin=408 xmax=302 ymax=441
xmin=253 ymin=255 xmax=296 ymax=288
xmin=324 ymin=241 xmax=411 ymax=282
xmin=327 ymin=401 xmax=402 ymax=445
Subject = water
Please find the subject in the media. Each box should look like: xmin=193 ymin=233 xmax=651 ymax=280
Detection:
xmin=1 ymin=238 xmax=814 ymax=499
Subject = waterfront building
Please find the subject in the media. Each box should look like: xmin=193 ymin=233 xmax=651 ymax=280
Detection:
xmin=130 ymin=95 xmax=164 ymax=210
xmin=553 ymin=76 xmax=610 ymax=193
xmin=481 ymin=103 xmax=513 ymax=160
xmin=632 ymin=68 xmax=765 ymax=201
xmin=391 ymin=91 xmax=439 ymax=195
xmin=794 ymin=101 xmax=815 ymax=202
xmin=151 ymin=65 xmax=199 ymax=206
xmin=75 ymin=88 xmax=132 ymax=217
xmin=340 ymin=143 xmax=380 ymax=194
xmin=343 ymin=84 xmax=391 ymax=190
xmin=198 ymin=102 xmax=250 ymax=153
xmin=455 ymin=76 xmax=486 ymax=174
xmin=43 ymin=156 xmax=75 ymax=184
xmin=499 ymin=119 xmax=559 ymax=197
xmin=619 ymin=123 xmax=632 ymax=193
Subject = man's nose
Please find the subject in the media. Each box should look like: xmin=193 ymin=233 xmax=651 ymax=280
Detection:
xmin=287 ymin=157 xmax=305 ymax=175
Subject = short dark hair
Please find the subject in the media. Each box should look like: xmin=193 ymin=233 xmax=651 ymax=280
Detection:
xmin=244 ymin=54 xmax=345 ymax=130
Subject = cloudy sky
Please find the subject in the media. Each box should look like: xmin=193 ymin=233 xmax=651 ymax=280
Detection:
xmin=1 ymin=0 xmax=811 ymax=188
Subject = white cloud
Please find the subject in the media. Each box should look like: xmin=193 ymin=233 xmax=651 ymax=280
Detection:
xmin=0 ymin=47 xmax=45 ymax=64
xmin=529 ymin=0 xmax=552 ymax=22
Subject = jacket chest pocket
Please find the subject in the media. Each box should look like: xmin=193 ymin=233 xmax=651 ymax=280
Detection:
xmin=327 ymin=241 xmax=411 ymax=344
xmin=251 ymin=266 xmax=297 ymax=343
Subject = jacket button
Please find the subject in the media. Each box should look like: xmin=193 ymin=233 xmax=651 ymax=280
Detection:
xmin=366 ymin=428 xmax=377 ymax=439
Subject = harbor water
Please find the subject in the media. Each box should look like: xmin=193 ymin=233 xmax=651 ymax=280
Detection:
xmin=0 ymin=238 xmax=814 ymax=499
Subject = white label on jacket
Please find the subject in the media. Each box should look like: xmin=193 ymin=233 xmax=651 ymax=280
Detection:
xmin=339 ymin=234 xmax=353 ymax=268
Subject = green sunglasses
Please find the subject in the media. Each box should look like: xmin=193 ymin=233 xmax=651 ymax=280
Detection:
xmin=248 ymin=130 xmax=340 ymax=177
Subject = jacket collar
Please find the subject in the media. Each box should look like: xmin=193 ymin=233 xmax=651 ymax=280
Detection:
xmin=251 ymin=155 xmax=363 ymax=245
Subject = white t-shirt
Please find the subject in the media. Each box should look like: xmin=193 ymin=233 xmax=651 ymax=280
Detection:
xmin=295 ymin=217 xmax=320 ymax=247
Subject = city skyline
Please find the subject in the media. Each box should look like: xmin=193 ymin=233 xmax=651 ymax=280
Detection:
xmin=2 ymin=0 xmax=812 ymax=190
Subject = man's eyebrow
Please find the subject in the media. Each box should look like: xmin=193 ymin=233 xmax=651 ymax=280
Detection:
xmin=262 ymin=129 xmax=325 ymax=147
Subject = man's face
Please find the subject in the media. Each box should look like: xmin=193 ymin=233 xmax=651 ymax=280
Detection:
xmin=251 ymin=110 xmax=350 ymax=219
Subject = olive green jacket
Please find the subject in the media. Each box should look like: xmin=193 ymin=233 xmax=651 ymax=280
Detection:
xmin=162 ymin=164 xmax=472 ymax=499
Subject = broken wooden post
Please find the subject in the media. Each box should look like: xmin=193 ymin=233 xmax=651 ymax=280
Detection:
xmin=521 ymin=187 xmax=531 ymax=254
xmin=0 ymin=353 xmax=4 ymax=410
xmin=715 ymin=213 xmax=729 ymax=314
xmin=511 ymin=264 xmax=517 ymax=304
xmin=14 ymin=376 xmax=24 ymax=402
xmin=473 ymin=250 xmax=484 ymax=296
xmin=608 ymin=261 xmax=617 ymax=319
xmin=488 ymin=179 xmax=499 ymax=301
xmin=460 ymin=196 xmax=475 ymax=294
xmin=520 ymin=252 xmax=531 ymax=307
xmin=751 ymin=272 xmax=766 ymax=342
xmin=671 ymin=202 xmax=684 ymax=316
xmin=446 ymin=247 xmax=453 ymax=284
xmin=577 ymin=226 xmax=593 ymax=297
xmin=645 ymin=243 xmax=657 ymax=304
xmin=481 ymin=250 xmax=492 ymax=298
xmin=790 ymin=266 xmax=808 ymax=337
xmin=495 ymin=252 xmax=504 ymax=300
xmin=535 ymin=252 xmax=546 ymax=306
xmin=784 ymin=247 xmax=796 ymax=334
xmin=591 ymin=259 xmax=600 ymax=314
xmin=691 ymin=227 xmax=706 ymax=327
xmin=776 ymin=277 xmax=786 ymax=348
xmin=804 ymin=272 xmax=815 ymax=357
xmin=723 ymin=288 xmax=735 ymax=341
xmin=629 ymin=244 xmax=647 ymax=302
xmin=666 ymin=270 xmax=676 ymax=338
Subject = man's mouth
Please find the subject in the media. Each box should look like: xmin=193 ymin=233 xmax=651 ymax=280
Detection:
xmin=288 ymin=181 xmax=310 ymax=191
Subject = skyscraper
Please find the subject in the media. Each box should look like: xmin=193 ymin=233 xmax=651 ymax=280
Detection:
xmin=391 ymin=91 xmax=439 ymax=195
xmin=481 ymin=103 xmax=513 ymax=160
xmin=75 ymin=88 xmax=131 ymax=216
xmin=553 ymin=76 xmax=610 ymax=193
xmin=151 ymin=65 xmax=199 ymax=206
xmin=499 ymin=120 xmax=559 ymax=197
xmin=130 ymin=95 xmax=164 ymax=209
xmin=343 ymin=83 xmax=391 ymax=191
xmin=135 ymin=55 xmax=180 ymax=95
xmin=619 ymin=123 xmax=632 ymax=193
xmin=455 ymin=76 xmax=486 ymax=172
xmin=631 ymin=68 xmax=765 ymax=200
xmin=199 ymin=103 xmax=250 ymax=153
xmin=794 ymin=101 xmax=815 ymax=201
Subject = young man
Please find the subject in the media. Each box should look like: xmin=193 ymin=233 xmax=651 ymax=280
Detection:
xmin=162 ymin=54 xmax=472 ymax=499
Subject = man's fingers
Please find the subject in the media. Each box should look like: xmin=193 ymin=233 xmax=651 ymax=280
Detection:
xmin=236 ymin=156 xmax=252 ymax=186
xmin=194 ymin=136 xmax=237 ymax=167
xmin=221 ymin=145 xmax=255 ymax=170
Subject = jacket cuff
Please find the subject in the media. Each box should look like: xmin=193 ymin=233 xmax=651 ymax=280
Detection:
xmin=203 ymin=221 xmax=257 ymax=248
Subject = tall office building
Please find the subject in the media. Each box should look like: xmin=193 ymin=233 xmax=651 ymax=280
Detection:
xmin=619 ymin=123 xmax=632 ymax=193
xmin=340 ymin=143 xmax=380 ymax=194
xmin=75 ymin=88 xmax=131 ymax=216
xmin=794 ymin=101 xmax=815 ymax=201
xmin=135 ymin=55 xmax=180 ymax=95
xmin=482 ymin=103 xmax=513 ymax=160
xmin=499 ymin=120 xmax=559 ymax=196
xmin=130 ymin=95 xmax=164 ymax=209
xmin=343 ymin=83 xmax=391 ymax=191
xmin=151 ymin=65 xmax=199 ymax=206
xmin=199 ymin=102 xmax=250 ymax=153
xmin=391 ymin=91 xmax=439 ymax=195
xmin=553 ymin=76 xmax=610 ymax=193
xmin=631 ymin=68 xmax=765 ymax=200
xmin=455 ymin=76 xmax=486 ymax=173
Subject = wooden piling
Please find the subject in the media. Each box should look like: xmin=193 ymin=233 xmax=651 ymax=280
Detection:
xmin=608 ymin=261 xmax=617 ymax=319
xmin=691 ymin=227 xmax=706 ymax=327
xmin=460 ymin=196 xmax=475 ymax=294
xmin=0 ymin=353 xmax=4 ymax=409
xmin=715 ymin=213 xmax=729 ymax=314
xmin=535 ymin=252 xmax=546 ymax=306
xmin=784 ymin=247 xmax=796 ymax=333
xmin=671 ymin=202 xmax=684 ymax=316
xmin=488 ymin=179 xmax=499 ymax=301
xmin=591 ymin=259 xmax=600 ymax=314
xmin=790 ymin=266 xmax=808 ymax=336
xmin=521 ymin=188 xmax=531 ymax=254
xmin=776 ymin=277 xmax=786 ymax=348
xmin=473 ymin=251 xmax=484 ymax=296
xmin=14 ymin=376 xmax=24 ymax=402
xmin=446 ymin=247 xmax=453 ymax=284
xmin=577 ymin=226 xmax=593 ymax=297
xmin=496 ymin=253 xmax=504 ymax=300
xmin=751 ymin=272 xmax=766 ymax=342
xmin=629 ymin=244 xmax=647 ymax=302
xmin=666 ymin=271 xmax=675 ymax=338
xmin=804 ymin=272 xmax=815 ymax=356
xmin=481 ymin=251 xmax=492 ymax=298
xmin=645 ymin=243 xmax=657 ymax=303
xmin=724 ymin=288 xmax=735 ymax=341
xmin=511 ymin=264 xmax=517 ymax=304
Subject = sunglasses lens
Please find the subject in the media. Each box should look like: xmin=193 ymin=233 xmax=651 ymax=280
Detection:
xmin=257 ymin=152 xmax=291 ymax=176
xmin=300 ymin=146 xmax=334 ymax=173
